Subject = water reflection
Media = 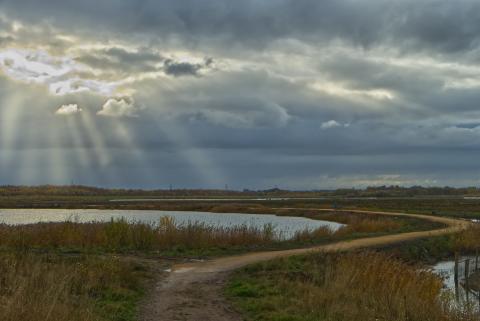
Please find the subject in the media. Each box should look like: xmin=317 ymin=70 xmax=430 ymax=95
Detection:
xmin=433 ymin=257 xmax=480 ymax=310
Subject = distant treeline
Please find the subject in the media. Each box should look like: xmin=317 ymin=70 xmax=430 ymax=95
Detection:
xmin=1 ymin=185 xmax=480 ymax=197
xmin=334 ymin=185 xmax=480 ymax=197
xmin=0 ymin=185 xmax=252 ymax=197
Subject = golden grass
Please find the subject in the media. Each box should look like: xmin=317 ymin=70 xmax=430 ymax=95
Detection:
xmin=292 ymin=216 xmax=403 ymax=243
xmin=454 ymin=224 xmax=480 ymax=252
xmin=0 ymin=254 xmax=146 ymax=321
xmin=0 ymin=212 xmax=413 ymax=254
xmin=336 ymin=217 xmax=403 ymax=234
xmin=318 ymin=211 xmax=403 ymax=233
xmin=228 ymin=251 xmax=476 ymax=321
xmin=0 ymin=217 xmax=279 ymax=252
xmin=319 ymin=253 xmax=450 ymax=320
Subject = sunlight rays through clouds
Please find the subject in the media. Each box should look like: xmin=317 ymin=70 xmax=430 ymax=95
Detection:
xmin=4 ymin=1 xmax=480 ymax=188
xmin=0 ymin=21 xmax=226 ymax=187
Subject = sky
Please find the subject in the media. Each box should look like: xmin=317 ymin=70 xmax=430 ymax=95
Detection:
xmin=1 ymin=0 xmax=480 ymax=189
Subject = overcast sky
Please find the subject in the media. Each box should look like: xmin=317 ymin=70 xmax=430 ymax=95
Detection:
xmin=1 ymin=0 xmax=480 ymax=189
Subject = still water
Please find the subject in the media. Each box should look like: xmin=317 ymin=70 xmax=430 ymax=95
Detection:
xmin=432 ymin=257 xmax=479 ymax=309
xmin=433 ymin=260 xmax=463 ymax=291
xmin=0 ymin=209 xmax=343 ymax=239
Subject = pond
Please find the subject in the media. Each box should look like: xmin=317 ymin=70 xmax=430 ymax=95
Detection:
xmin=0 ymin=209 xmax=344 ymax=239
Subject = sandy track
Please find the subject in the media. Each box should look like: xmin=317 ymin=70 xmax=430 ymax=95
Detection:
xmin=140 ymin=209 xmax=470 ymax=321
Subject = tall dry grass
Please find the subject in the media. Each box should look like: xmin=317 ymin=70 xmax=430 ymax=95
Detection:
xmin=291 ymin=216 xmax=404 ymax=243
xmin=454 ymin=224 xmax=480 ymax=252
xmin=0 ymin=217 xmax=279 ymax=252
xmin=0 ymin=214 xmax=412 ymax=253
xmin=319 ymin=211 xmax=404 ymax=234
xmin=229 ymin=252 xmax=476 ymax=321
xmin=0 ymin=254 xmax=144 ymax=321
xmin=316 ymin=253 xmax=457 ymax=320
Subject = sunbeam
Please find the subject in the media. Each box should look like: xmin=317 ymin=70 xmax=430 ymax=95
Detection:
xmin=64 ymin=110 xmax=93 ymax=184
xmin=110 ymin=119 xmax=156 ymax=186
xmin=78 ymin=109 xmax=118 ymax=185
xmin=0 ymin=91 xmax=25 ymax=174
xmin=45 ymin=116 xmax=70 ymax=184
xmin=155 ymin=118 xmax=227 ymax=188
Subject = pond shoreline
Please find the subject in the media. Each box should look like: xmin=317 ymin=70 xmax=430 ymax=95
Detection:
xmin=0 ymin=208 xmax=344 ymax=240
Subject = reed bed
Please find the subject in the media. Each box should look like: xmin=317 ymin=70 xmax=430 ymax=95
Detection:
xmin=335 ymin=217 xmax=403 ymax=235
xmin=293 ymin=215 xmax=404 ymax=243
xmin=0 ymin=217 xmax=280 ymax=252
xmin=228 ymin=251 xmax=476 ymax=321
xmin=454 ymin=224 xmax=480 ymax=252
xmin=0 ymin=213 xmax=415 ymax=253
xmin=317 ymin=211 xmax=404 ymax=233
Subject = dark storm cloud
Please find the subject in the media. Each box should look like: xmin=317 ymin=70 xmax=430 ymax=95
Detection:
xmin=74 ymin=47 xmax=214 ymax=78
xmin=3 ymin=1 xmax=480 ymax=188
xmin=163 ymin=59 xmax=203 ymax=77
xmin=136 ymin=67 xmax=400 ymax=128
xmin=103 ymin=47 xmax=163 ymax=65
xmin=319 ymin=54 xmax=445 ymax=97
xmin=4 ymin=0 xmax=480 ymax=55
xmin=74 ymin=47 xmax=164 ymax=73
xmin=455 ymin=123 xmax=480 ymax=130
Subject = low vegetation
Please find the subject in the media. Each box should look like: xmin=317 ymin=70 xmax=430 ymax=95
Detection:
xmin=0 ymin=217 xmax=278 ymax=255
xmin=0 ymin=212 xmax=433 ymax=257
xmin=290 ymin=214 xmax=406 ymax=244
xmin=454 ymin=224 xmax=480 ymax=252
xmin=0 ymin=205 xmax=456 ymax=321
xmin=4 ymin=185 xmax=480 ymax=220
xmin=0 ymin=253 xmax=150 ymax=321
xmin=227 ymin=223 xmax=480 ymax=321
xmin=227 ymin=251 xmax=476 ymax=321
xmin=2 ymin=184 xmax=480 ymax=199
xmin=296 ymin=198 xmax=480 ymax=219
xmin=385 ymin=224 xmax=480 ymax=264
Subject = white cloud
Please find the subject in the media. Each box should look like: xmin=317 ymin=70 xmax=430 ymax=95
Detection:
xmin=55 ymin=103 xmax=82 ymax=115
xmin=97 ymin=97 xmax=139 ymax=117
xmin=0 ymin=49 xmax=72 ymax=81
xmin=49 ymin=78 xmax=115 ymax=96
xmin=321 ymin=120 xmax=342 ymax=129
xmin=0 ymin=48 xmax=117 ymax=96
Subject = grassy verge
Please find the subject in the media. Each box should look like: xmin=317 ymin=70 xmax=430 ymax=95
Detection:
xmin=227 ymin=252 xmax=474 ymax=321
xmin=0 ymin=253 xmax=151 ymax=321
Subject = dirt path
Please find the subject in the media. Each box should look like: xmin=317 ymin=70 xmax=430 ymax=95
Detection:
xmin=140 ymin=209 xmax=470 ymax=321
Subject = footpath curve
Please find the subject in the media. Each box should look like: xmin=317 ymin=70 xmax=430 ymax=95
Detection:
xmin=140 ymin=209 xmax=471 ymax=321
